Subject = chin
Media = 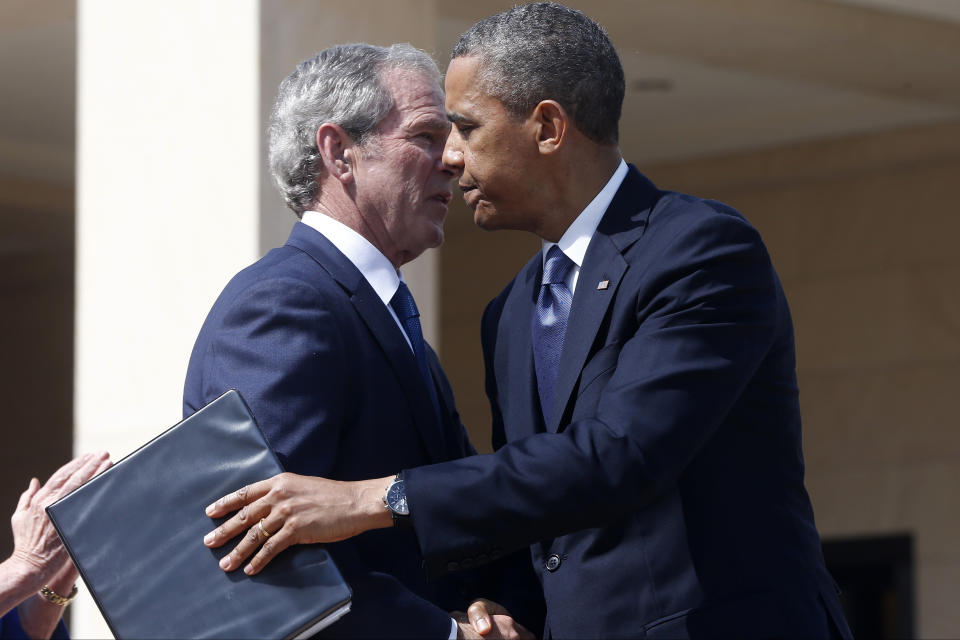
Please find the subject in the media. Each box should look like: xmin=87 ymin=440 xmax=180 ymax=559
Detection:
xmin=423 ymin=226 xmax=444 ymax=249
xmin=472 ymin=204 xmax=501 ymax=231
xmin=473 ymin=207 xmax=519 ymax=233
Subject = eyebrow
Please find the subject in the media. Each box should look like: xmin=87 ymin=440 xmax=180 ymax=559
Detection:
xmin=446 ymin=111 xmax=473 ymax=125
xmin=412 ymin=115 xmax=451 ymax=131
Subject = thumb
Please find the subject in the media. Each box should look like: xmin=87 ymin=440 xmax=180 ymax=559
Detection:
xmin=468 ymin=599 xmax=508 ymax=635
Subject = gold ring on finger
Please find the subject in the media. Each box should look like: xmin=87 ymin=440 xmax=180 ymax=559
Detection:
xmin=258 ymin=518 xmax=273 ymax=539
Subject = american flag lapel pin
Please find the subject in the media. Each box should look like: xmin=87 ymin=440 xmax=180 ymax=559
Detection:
xmin=597 ymin=279 xmax=610 ymax=290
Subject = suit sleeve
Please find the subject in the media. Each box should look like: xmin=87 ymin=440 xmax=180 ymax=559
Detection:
xmin=184 ymin=277 xmax=455 ymax=638
xmin=406 ymin=211 xmax=781 ymax=577
xmin=0 ymin=608 xmax=69 ymax=640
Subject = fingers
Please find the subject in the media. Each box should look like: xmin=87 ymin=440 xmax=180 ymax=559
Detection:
xmin=40 ymin=453 xmax=94 ymax=494
xmin=470 ymin=598 xmax=510 ymax=616
xmin=94 ymin=457 xmax=113 ymax=475
xmin=454 ymin=620 xmax=483 ymax=640
xmin=36 ymin=452 xmax=110 ymax=507
xmin=205 ymin=477 xmax=274 ymax=518
xmin=468 ymin=598 xmax=513 ymax=636
xmin=57 ymin=451 xmax=110 ymax=498
xmin=204 ymin=498 xmax=269 ymax=548
xmin=242 ymin=524 xmax=293 ymax=575
xmin=16 ymin=478 xmax=41 ymax=513
xmin=468 ymin=600 xmax=494 ymax=635
xmin=213 ymin=511 xmax=276 ymax=571
xmin=455 ymin=612 xmax=527 ymax=640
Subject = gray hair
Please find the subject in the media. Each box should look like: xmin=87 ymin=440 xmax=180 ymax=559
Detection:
xmin=268 ymin=43 xmax=442 ymax=216
xmin=452 ymin=2 xmax=624 ymax=145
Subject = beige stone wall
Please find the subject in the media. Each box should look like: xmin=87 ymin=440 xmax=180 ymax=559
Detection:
xmin=656 ymin=121 xmax=960 ymax=639
xmin=439 ymin=120 xmax=960 ymax=635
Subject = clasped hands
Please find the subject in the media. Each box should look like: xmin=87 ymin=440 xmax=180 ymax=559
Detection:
xmin=203 ymin=472 xmax=532 ymax=639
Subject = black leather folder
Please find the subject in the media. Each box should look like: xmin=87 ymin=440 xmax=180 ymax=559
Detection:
xmin=46 ymin=389 xmax=352 ymax=639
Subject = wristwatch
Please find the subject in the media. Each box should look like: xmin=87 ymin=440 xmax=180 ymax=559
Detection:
xmin=382 ymin=473 xmax=411 ymax=529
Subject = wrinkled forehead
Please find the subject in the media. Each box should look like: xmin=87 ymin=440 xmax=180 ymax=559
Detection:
xmin=377 ymin=67 xmax=447 ymax=132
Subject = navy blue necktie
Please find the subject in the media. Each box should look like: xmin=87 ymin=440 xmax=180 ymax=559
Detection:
xmin=532 ymin=245 xmax=574 ymax=424
xmin=390 ymin=282 xmax=443 ymax=426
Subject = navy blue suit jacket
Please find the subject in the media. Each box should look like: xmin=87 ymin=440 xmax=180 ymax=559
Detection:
xmin=405 ymin=167 xmax=852 ymax=638
xmin=184 ymin=222 xmax=496 ymax=638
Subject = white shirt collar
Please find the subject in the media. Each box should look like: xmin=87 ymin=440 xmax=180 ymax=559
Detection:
xmin=300 ymin=210 xmax=401 ymax=306
xmin=542 ymin=159 xmax=628 ymax=269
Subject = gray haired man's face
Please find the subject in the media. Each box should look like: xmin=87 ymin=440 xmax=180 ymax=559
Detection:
xmin=350 ymin=68 xmax=455 ymax=266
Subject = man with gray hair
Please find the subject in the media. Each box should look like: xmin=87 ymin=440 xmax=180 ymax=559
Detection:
xmin=204 ymin=4 xmax=852 ymax=638
xmin=185 ymin=43 xmax=539 ymax=639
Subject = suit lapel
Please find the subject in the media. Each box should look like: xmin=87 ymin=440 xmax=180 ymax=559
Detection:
xmin=286 ymin=223 xmax=446 ymax=462
xmin=548 ymin=238 xmax=627 ymax=432
xmin=547 ymin=166 xmax=660 ymax=433
xmin=496 ymin=254 xmax=543 ymax=439
xmin=348 ymin=291 xmax=447 ymax=462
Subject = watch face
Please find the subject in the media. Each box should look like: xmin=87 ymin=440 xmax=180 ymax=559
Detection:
xmin=386 ymin=480 xmax=409 ymax=516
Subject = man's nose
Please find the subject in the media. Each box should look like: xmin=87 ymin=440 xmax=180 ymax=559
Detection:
xmin=442 ymin=133 xmax=464 ymax=176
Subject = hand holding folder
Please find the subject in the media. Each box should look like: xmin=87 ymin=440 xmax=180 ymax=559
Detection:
xmin=46 ymin=390 xmax=351 ymax=639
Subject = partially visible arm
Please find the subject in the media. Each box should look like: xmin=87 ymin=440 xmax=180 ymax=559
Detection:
xmin=0 ymin=552 xmax=45 ymax=620
xmin=406 ymin=211 xmax=782 ymax=573
xmin=15 ymin=562 xmax=76 ymax=640
xmin=1 ymin=452 xmax=110 ymax=637
xmin=204 ymin=472 xmax=393 ymax=574
xmin=194 ymin=276 xmax=460 ymax=637
xmin=208 ymin=212 xmax=784 ymax=575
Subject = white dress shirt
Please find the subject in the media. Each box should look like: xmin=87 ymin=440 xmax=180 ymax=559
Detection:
xmin=300 ymin=210 xmax=413 ymax=352
xmin=541 ymin=159 xmax=628 ymax=294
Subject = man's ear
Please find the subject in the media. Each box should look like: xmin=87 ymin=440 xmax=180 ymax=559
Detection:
xmin=532 ymin=100 xmax=568 ymax=155
xmin=316 ymin=123 xmax=355 ymax=184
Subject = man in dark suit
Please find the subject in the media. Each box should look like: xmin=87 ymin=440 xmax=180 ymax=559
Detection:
xmin=204 ymin=4 xmax=852 ymax=638
xmin=188 ymin=43 xmax=538 ymax=639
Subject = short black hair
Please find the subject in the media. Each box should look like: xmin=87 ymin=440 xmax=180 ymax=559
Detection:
xmin=452 ymin=2 xmax=624 ymax=145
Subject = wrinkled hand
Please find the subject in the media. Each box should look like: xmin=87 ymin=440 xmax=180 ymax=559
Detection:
xmin=204 ymin=472 xmax=392 ymax=575
xmin=10 ymin=452 xmax=111 ymax=583
xmin=453 ymin=599 xmax=535 ymax=640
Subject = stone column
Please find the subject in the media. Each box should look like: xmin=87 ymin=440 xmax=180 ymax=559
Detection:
xmin=75 ymin=1 xmax=260 ymax=635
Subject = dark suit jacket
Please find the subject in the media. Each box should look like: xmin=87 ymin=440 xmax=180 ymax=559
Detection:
xmin=184 ymin=222 xmax=521 ymax=638
xmin=405 ymin=166 xmax=852 ymax=639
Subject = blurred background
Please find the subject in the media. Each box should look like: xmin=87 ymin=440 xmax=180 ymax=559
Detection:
xmin=1 ymin=0 xmax=958 ymax=636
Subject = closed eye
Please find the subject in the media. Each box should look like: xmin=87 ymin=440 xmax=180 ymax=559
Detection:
xmin=453 ymin=123 xmax=475 ymax=138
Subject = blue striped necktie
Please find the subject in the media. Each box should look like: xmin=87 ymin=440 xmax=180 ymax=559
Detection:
xmin=532 ymin=245 xmax=575 ymax=424
xmin=390 ymin=282 xmax=443 ymax=426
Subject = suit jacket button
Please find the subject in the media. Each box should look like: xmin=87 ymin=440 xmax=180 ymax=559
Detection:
xmin=545 ymin=554 xmax=561 ymax=572
xmin=447 ymin=561 xmax=459 ymax=572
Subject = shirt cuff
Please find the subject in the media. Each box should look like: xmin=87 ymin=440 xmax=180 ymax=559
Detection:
xmin=448 ymin=617 xmax=459 ymax=640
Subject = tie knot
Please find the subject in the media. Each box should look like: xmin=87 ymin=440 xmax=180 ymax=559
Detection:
xmin=542 ymin=246 xmax=574 ymax=286
xmin=390 ymin=282 xmax=420 ymax=321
